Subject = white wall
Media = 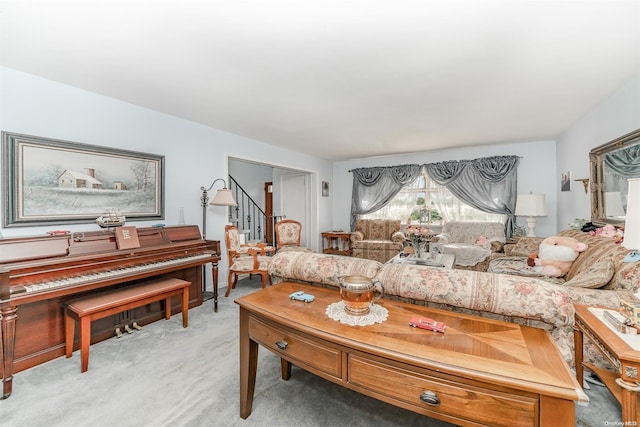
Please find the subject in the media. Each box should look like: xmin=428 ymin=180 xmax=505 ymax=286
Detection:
xmin=556 ymin=73 xmax=640 ymax=229
xmin=0 ymin=66 xmax=333 ymax=290
xmin=333 ymin=140 xmax=558 ymax=237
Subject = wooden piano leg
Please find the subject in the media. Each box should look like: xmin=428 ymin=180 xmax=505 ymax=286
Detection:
xmin=0 ymin=305 xmax=17 ymax=399
xmin=65 ymin=309 xmax=75 ymax=358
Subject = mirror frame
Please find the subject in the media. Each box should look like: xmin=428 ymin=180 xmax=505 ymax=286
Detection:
xmin=589 ymin=128 xmax=640 ymax=227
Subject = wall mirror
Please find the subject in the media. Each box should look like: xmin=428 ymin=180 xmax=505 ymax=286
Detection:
xmin=589 ymin=128 xmax=640 ymax=227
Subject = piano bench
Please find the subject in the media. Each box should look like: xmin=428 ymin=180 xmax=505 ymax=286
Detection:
xmin=64 ymin=277 xmax=191 ymax=373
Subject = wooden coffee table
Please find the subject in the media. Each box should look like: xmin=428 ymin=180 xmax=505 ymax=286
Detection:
xmin=236 ymin=282 xmax=585 ymax=426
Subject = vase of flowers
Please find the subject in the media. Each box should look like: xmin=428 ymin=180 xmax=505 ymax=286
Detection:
xmin=405 ymin=225 xmax=434 ymax=258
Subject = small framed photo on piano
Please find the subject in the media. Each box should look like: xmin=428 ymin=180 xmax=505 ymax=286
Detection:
xmin=2 ymin=132 xmax=165 ymax=227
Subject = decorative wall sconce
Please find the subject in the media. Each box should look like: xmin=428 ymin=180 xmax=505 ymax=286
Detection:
xmin=574 ymin=178 xmax=589 ymax=194
xmin=200 ymin=178 xmax=237 ymax=240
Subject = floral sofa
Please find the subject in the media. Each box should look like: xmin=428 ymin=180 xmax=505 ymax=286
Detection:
xmin=268 ymin=246 xmax=640 ymax=371
xmin=488 ymin=229 xmax=639 ymax=290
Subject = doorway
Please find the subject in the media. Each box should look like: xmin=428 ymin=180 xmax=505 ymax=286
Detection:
xmin=281 ymin=174 xmax=308 ymax=246
xmin=228 ymin=157 xmax=318 ymax=251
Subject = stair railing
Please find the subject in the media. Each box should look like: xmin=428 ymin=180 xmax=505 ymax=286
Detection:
xmin=228 ymin=175 xmax=267 ymax=243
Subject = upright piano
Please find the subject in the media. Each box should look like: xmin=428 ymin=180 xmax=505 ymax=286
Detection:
xmin=0 ymin=224 xmax=220 ymax=399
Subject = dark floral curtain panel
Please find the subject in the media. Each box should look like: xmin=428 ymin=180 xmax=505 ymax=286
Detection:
xmin=350 ymin=156 xmax=520 ymax=236
xmin=350 ymin=164 xmax=422 ymax=230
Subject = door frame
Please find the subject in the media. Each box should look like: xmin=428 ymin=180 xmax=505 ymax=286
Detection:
xmin=227 ymin=155 xmax=319 ymax=251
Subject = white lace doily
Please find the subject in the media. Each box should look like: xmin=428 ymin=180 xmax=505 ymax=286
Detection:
xmin=325 ymin=301 xmax=389 ymax=326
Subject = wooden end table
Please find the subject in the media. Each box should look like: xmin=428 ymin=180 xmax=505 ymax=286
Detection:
xmin=237 ymin=282 xmax=585 ymax=426
xmin=574 ymin=304 xmax=640 ymax=425
xmin=321 ymin=231 xmax=352 ymax=256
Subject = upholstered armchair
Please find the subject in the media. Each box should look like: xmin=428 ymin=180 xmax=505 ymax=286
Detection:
xmin=274 ymin=219 xmax=313 ymax=253
xmin=224 ymin=225 xmax=272 ymax=296
xmin=430 ymin=221 xmax=506 ymax=271
xmin=350 ymin=219 xmax=405 ymax=263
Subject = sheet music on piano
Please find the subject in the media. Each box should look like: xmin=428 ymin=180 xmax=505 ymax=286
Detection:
xmin=0 ymin=224 xmax=221 ymax=399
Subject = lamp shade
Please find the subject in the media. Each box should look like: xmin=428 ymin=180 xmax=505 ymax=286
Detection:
xmin=210 ymin=188 xmax=237 ymax=206
xmin=623 ymin=178 xmax=640 ymax=250
xmin=515 ymin=194 xmax=547 ymax=217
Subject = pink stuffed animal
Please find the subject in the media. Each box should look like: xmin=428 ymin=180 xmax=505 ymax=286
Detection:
xmin=526 ymin=236 xmax=588 ymax=277
xmin=590 ymin=224 xmax=618 ymax=238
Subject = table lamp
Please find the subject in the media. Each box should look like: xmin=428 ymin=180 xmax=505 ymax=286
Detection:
xmin=515 ymin=193 xmax=547 ymax=237
xmin=623 ymin=178 xmax=640 ymax=262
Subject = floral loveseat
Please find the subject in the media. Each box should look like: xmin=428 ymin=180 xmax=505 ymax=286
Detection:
xmin=430 ymin=221 xmax=506 ymax=271
xmin=268 ymin=247 xmax=640 ymax=371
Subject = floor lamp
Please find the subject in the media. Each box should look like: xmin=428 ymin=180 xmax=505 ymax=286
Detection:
xmin=199 ymin=178 xmax=237 ymax=298
xmin=200 ymin=178 xmax=237 ymax=239
xmin=623 ymin=178 xmax=640 ymax=263
xmin=515 ymin=193 xmax=547 ymax=237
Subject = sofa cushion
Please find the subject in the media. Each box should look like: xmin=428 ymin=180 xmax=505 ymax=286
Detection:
xmin=374 ymin=263 xmax=574 ymax=328
xmin=268 ymin=251 xmax=382 ymax=288
xmin=563 ymin=259 xmax=615 ymax=289
xmin=487 ymin=256 xmax=565 ymax=285
xmin=558 ymin=229 xmax=640 ymax=290
xmin=488 ymin=256 xmax=544 ymax=277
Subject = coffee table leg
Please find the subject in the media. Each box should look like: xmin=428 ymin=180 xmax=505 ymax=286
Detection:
xmin=281 ymin=358 xmax=292 ymax=380
xmin=239 ymin=307 xmax=258 ymax=419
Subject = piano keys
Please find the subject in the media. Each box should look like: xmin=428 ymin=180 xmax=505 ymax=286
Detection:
xmin=0 ymin=224 xmax=220 ymax=399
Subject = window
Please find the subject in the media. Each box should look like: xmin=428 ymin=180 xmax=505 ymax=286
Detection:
xmin=362 ymin=172 xmax=505 ymax=224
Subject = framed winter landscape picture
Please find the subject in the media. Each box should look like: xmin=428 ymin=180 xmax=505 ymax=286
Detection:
xmin=2 ymin=132 xmax=165 ymax=227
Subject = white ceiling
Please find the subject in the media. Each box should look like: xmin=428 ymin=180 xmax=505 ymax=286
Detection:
xmin=1 ymin=1 xmax=639 ymax=161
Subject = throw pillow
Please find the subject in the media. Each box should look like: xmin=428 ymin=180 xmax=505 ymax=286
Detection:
xmin=563 ymin=260 xmax=615 ymax=289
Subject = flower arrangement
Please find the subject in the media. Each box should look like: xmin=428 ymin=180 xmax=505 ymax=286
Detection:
xmin=405 ymin=225 xmax=434 ymax=257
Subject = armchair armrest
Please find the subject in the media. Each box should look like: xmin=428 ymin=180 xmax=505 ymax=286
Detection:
xmin=391 ymin=231 xmax=405 ymax=243
xmin=232 ymin=249 xmax=262 ymax=269
xmin=350 ymin=231 xmax=364 ymax=243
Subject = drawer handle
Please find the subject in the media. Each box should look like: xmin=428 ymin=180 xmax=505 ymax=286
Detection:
xmin=420 ymin=391 xmax=440 ymax=406
xmin=275 ymin=340 xmax=288 ymax=350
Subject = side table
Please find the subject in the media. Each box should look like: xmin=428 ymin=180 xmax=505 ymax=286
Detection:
xmin=321 ymin=231 xmax=352 ymax=256
xmin=574 ymin=304 xmax=640 ymax=425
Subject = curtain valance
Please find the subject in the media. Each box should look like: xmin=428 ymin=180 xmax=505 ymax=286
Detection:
xmin=350 ymin=156 xmax=520 ymax=237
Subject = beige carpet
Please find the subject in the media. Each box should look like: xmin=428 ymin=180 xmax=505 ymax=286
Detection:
xmin=2 ymin=276 xmax=622 ymax=426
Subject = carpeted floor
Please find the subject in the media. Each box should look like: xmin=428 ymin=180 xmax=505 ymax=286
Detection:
xmin=2 ymin=276 xmax=623 ymax=426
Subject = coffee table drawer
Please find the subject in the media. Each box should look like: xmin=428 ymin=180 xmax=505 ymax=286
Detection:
xmin=249 ymin=317 xmax=342 ymax=378
xmin=348 ymin=356 xmax=538 ymax=427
